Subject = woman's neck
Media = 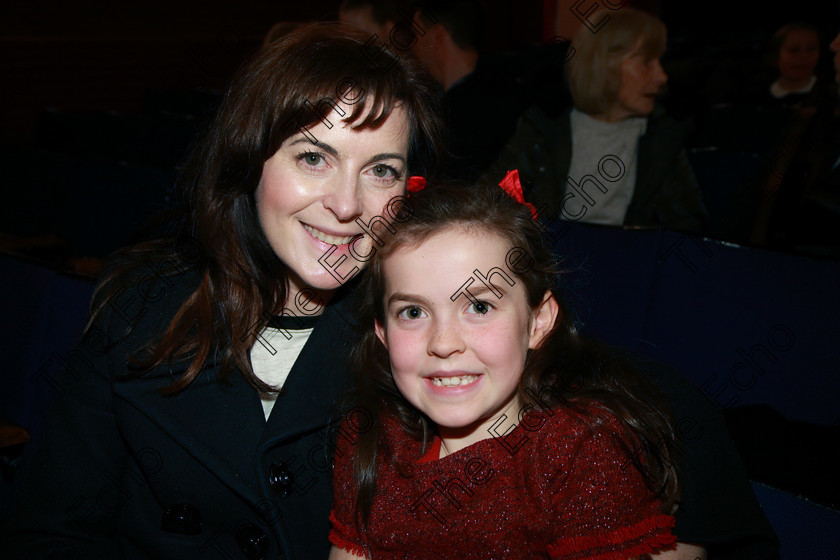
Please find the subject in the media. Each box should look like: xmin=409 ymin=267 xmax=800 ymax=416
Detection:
xmin=281 ymin=287 xmax=333 ymax=317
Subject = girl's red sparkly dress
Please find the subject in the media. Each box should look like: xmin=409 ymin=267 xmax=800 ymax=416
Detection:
xmin=330 ymin=405 xmax=677 ymax=559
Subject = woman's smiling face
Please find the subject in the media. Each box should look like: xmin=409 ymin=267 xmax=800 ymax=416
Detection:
xmin=255 ymin=104 xmax=410 ymax=305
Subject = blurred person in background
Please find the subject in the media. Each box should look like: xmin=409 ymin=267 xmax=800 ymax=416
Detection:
xmin=488 ymin=8 xmax=708 ymax=234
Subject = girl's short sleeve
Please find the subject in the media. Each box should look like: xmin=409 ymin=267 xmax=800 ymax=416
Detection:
xmin=538 ymin=410 xmax=677 ymax=560
xmin=328 ymin=417 xmax=367 ymax=556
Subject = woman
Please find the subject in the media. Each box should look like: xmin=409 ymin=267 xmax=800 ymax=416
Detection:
xmin=488 ymin=8 xmax=708 ymax=234
xmin=5 ymin=23 xmax=443 ymax=559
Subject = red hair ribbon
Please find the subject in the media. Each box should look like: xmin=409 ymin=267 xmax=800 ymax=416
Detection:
xmin=406 ymin=176 xmax=426 ymax=193
xmin=499 ymin=169 xmax=538 ymax=219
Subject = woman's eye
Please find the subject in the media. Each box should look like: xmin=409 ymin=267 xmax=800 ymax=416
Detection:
xmin=372 ymin=164 xmax=391 ymax=178
xmin=365 ymin=163 xmax=403 ymax=184
xmin=397 ymin=306 xmax=426 ymax=320
xmin=297 ymin=152 xmax=325 ymax=167
xmin=467 ymin=301 xmax=491 ymax=315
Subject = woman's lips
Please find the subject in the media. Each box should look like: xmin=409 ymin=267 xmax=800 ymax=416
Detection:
xmin=302 ymin=223 xmax=361 ymax=247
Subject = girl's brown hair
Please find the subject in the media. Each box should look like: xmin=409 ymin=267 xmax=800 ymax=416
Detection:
xmin=344 ymin=181 xmax=681 ymax=527
xmin=87 ymin=23 xmax=444 ymax=394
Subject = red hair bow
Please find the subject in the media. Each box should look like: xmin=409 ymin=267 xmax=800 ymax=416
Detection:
xmin=499 ymin=169 xmax=538 ymax=219
xmin=406 ymin=176 xmax=426 ymax=193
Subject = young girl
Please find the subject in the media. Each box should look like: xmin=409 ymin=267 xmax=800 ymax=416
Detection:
xmin=328 ymin=178 xmax=684 ymax=559
xmin=768 ymin=23 xmax=822 ymax=106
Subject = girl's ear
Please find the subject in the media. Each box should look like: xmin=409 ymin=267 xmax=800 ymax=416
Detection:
xmin=528 ymin=290 xmax=560 ymax=350
xmin=374 ymin=319 xmax=388 ymax=349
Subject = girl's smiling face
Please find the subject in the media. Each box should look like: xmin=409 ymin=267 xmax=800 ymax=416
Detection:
xmin=255 ymin=104 xmax=410 ymax=307
xmin=374 ymin=226 xmax=557 ymax=452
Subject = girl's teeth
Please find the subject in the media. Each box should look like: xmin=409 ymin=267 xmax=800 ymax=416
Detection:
xmin=303 ymin=224 xmax=354 ymax=245
xmin=431 ymin=375 xmax=478 ymax=387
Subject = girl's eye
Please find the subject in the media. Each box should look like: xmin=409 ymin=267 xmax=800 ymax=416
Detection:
xmin=467 ymin=301 xmax=492 ymax=315
xmin=397 ymin=306 xmax=426 ymax=320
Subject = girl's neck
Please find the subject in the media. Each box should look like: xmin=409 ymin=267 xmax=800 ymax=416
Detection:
xmin=437 ymin=398 xmax=524 ymax=458
xmin=777 ymin=75 xmax=814 ymax=93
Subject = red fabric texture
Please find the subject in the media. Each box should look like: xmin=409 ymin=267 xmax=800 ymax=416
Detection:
xmin=329 ymin=405 xmax=675 ymax=559
xmin=548 ymin=514 xmax=676 ymax=559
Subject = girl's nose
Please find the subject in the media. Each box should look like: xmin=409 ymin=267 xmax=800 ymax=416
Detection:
xmin=427 ymin=318 xmax=466 ymax=358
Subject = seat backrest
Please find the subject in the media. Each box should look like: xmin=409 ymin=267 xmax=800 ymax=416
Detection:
xmin=549 ymin=221 xmax=840 ymax=426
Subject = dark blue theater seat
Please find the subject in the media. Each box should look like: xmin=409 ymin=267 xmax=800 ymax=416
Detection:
xmin=547 ymin=222 xmax=660 ymax=350
xmin=687 ymin=147 xmax=762 ymax=242
xmin=0 ymin=255 xmax=94 ymax=450
xmin=688 ymin=103 xmax=796 ymax=156
xmin=643 ymin=230 xmax=839 ymax=426
xmin=549 ymin=220 xmax=840 ymax=426
xmin=752 ymin=482 xmax=840 ymax=559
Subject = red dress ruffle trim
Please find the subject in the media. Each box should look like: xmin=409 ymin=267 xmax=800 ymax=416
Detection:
xmin=328 ymin=510 xmax=366 ymax=556
xmin=547 ymin=513 xmax=677 ymax=560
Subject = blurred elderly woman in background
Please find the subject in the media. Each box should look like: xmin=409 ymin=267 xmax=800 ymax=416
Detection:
xmin=489 ymin=8 xmax=708 ymax=234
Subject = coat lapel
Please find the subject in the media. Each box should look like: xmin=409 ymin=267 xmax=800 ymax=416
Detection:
xmin=111 ymin=274 xmax=357 ymax=507
xmin=262 ymin=289 xmax=356 ymax=442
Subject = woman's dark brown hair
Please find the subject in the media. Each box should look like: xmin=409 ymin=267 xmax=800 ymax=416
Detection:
xmin=87 ymin=22 xmax=444 ymax=394
xmin=344 ymin=182 xmax=680 ymax=528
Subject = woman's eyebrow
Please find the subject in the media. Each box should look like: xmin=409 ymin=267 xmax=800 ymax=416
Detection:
xmin=288 ymin=137 xmax=338 ymax=156
xmin=364 ymin=153 xmax=407 ymax=167
xmin=286 ymin=138 xmax=405 ymax=167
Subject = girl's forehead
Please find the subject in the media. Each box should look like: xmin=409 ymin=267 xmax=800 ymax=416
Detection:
xmin=387 ymin=224 xmax=511 ymax=257
xmin=380 ymin=226 xmax=517 ymax=288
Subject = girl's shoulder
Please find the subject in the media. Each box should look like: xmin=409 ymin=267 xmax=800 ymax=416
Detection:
xmin=522 ymin=401 xmax=629 ymax=445
xmin=511 ymin=402 xmax=639 ymax=474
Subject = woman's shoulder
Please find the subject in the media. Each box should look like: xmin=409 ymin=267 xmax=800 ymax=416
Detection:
xmin=645 ymin=107 xmax=693 ymax=145
xmin=91 ymin=250 xmax=204 ymax=343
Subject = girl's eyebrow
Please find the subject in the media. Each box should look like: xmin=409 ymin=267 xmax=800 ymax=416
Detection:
xmin=467 ymin=284 xmax=509 ymax=299
xmin=387 ymin=292 xmax=432 ymax=307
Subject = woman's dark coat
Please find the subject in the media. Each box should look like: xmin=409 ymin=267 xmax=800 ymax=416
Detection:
xmin=6 ymin=264 xmax=356 ymax=559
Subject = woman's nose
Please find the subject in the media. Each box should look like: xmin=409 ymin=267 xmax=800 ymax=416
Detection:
xmin=653 ymin=60 xmax=668 ymax=85
xmin=323 ymin=172 xmax=363 ymax=222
